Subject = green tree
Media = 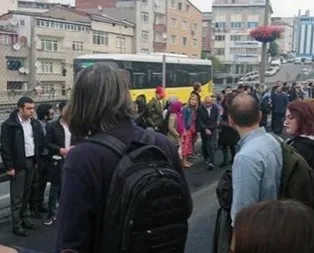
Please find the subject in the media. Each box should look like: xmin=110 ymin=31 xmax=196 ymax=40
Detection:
xmin=201 ymin=53 xmax=225 ymax=73
xmin=269 ymin=41 xmax=279 ymax=57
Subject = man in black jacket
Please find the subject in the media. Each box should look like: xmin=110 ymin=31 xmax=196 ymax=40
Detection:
xmin=197 ymin=96 xmax=220 ymax=170
xmin=0 ymin=97 xmax=43 ymax=237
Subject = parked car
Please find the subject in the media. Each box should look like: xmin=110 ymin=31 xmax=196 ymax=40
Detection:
xmin=302 ymin=68 xmax=311 ymax=75
xmin=265 ymin=67 xmax=278 ymax=77
xmin=304 ymin=58 xmax=312 ymax=65
xmin=295 ymin=57 xmax=302 ymax=64
xmin=240 ymin=71 xmax=259 ymax=81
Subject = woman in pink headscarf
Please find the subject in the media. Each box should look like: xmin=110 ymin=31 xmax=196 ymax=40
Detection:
xmin=167 ymin=101 xmax=184 ymax=148
xmin=181 ymin=94 xmax=198 ymax=168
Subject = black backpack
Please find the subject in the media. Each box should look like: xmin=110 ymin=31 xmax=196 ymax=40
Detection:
xmin=261 ymin=96 xmax=272 ymax=114
xmin=87 ymin=131 xmax=192 ymax=253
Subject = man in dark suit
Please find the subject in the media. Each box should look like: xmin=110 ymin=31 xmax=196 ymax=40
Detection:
xmin=1 ymin=97 xmax=43 ymax=237
xmin=198 ymin=96 xmax=220 ymax=170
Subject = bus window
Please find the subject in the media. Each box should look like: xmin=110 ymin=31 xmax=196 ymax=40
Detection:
xmin=132 ymin=72 xmax=146 ymax=89
xmin=176 ymin=69 xmax=190 ymax=87
xmin=151 ymin=72 xmax=163 ymax=87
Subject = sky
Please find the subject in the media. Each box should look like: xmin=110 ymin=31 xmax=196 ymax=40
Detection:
xmin=47 ymin=0 xmax=314 ymax=17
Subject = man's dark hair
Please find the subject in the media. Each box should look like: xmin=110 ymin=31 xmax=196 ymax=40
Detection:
xmin=237 ymin=84 xmax=244 ymax=90
xmin=58 ymin=101 xmax=67 ymax=112
xmin=37 ymin=103 xmax=52 ymax=120
xmin=17 ymin=96 xmax=34 ymax=109
xmin=229 ymin=94 xmax=260 ymax=127
xmin=225 ymin=85 xmax=232 ymax=89
xmin=68 ymin=63 xmax=135 ymax=136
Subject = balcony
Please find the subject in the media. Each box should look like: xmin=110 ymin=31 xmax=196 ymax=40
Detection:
xmin=153 ymin=41 xmax=167 ymax=52
xmin=154 ymin=24 xmax=167 ymax=34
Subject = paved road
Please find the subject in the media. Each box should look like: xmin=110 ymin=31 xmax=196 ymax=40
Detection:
xmin=266 ymin=63 xmax=304 ymax=84
xmin=0 ymin=155 xmax=225 ymax=253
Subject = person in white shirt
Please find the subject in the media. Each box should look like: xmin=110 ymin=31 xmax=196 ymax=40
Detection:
xmin=1 ymin=97 xmax=44 ymax=237
xmin=44 ymin=102 xmax=75 ymax=225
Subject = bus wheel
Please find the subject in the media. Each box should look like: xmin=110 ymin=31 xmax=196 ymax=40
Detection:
xmin=136 ymin=95 xmax=147 ymax=104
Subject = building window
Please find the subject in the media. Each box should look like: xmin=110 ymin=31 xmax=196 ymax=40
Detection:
xmin=141 ymin=31 xmax=149 ymax=42
xmin=169 ymin=0 xmax=176 ymax=8
xmin=192 ymin=23 xmax=198 ymax=32
xmin=0 ymin=35 xmax=13 ymax=45
xmin=214 ymin=35 xmax=225 ymax=41
xmin=230 ymin=35 xmax=241 ymax=41
xmin=178 ymin=2 xmax=182 ymax=10
xmin=192 ymin=39 xmax=198 ymax=48
xmin=72 ymin=41 xmax=84 ymax=52
xmin=215 ymin=22 xmax=226 ymax=28
xmin=36 ymin=19 xmax=90 ymax=33
xmin=231 ymin=22 xmax=243 ymax=29
xmin=41 ymin=39 xmax=58 ymax=51
xmin=19 ymin=20 xmax=25 ymax=26
xmin=186 ymin=5 xmax=190 ymax=12
xmin=171 ymin=18 xmax=177 ymax=27
xmin=92 ymin=31 xmax=109 ymax=45
xmin=248 ymin=22 xmax=258 ymax=28
xmin=215 ymin=48 xmax=225 ymax=55
xmin=40 ymin=61 xmax=53 ymax=73
xmin=170 ymin=35 xmax=176 ymax=44
xmin=182 ymin=36 xmax=188 ymax=46
xmin=141 ymin=48 xmax=149 ymax=53
xmin=141 ymin=12 xmax=149 ymax=23
xmin=181 ymin=20 xmax=188 ymax=30
xmin=6 ymin=57 xmax=23 ymax=71
xmin=116 ymin=36 xmax=126 ymax=48
xmin=247 ymin=48 xmax=258 ymax=54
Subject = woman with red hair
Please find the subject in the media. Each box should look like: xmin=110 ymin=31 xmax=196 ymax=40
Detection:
xmin=284 ymin=100 xmax=314 ymax=168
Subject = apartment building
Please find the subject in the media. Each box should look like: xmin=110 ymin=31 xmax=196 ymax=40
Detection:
xmin=78 ymin=0 xmax=155 ymax=53
xmin=271 ymin=17 xmax=294 ymax=54
xmin=293 ymin=10 xmax=314 ymax=58
xmin=212 ymin=0 xmax=272 ymax=74
xmin=1 ymin=0 xmax=18 ymax=16
xmin=202 ymin=12 xmax=213 ymax=58
xmin=0 ymin=6 xmax=135 ymax=96
xmin=167 ymin=0 xmax=202 ymax=58
xmin=153 ymin=0 xmax=167 ymax=53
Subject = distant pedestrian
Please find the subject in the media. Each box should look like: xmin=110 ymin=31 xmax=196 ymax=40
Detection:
xmin=197 ymin=96 xmax=220 ymax=170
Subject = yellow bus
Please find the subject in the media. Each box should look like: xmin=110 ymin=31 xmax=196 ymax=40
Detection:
xmin=74 ymin=53 xmax=214 ymax=103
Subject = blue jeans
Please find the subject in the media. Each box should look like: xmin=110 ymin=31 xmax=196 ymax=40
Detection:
xmin=48 ymin=182 xmax=60 ymax=217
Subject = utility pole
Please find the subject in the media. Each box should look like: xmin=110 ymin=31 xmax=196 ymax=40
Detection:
xmin=162 ymin=54 xmax=166 ymax=88
xmin=259 ymin=0 xmax=270 ymax=88
xmin=29 ymin=15 xmax=37 ymax=90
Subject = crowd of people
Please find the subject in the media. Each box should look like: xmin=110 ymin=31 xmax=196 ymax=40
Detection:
xmin=0 ymin=62 xmax=314 ymax=253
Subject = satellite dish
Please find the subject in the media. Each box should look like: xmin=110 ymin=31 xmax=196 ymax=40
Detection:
xmin=35 ymin=61 xmax=41 ymax=68
xmin=24 ymin=68 xmax=30 ymax=75
xmin=13 ymin=43 xmax=21 ymax=51
xmin=162 ymin=33 xmax=167 ymax=40
xmin=97 ymin=5 xmax=103 ymax=11
xmin=19 ymin=67 xmax=26 ymax=74
xmin=9 ymin=19 xmax=18 ymax=26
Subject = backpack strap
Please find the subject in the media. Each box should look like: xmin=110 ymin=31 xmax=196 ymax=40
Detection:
xmin=86 ymin=132 xmax=128 ymax=157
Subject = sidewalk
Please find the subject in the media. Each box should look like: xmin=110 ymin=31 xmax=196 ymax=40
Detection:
xmin=0 ymin=155 xmax=223 ymax=253
xmin=0 ymin=216 xmax=57 ymax=253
